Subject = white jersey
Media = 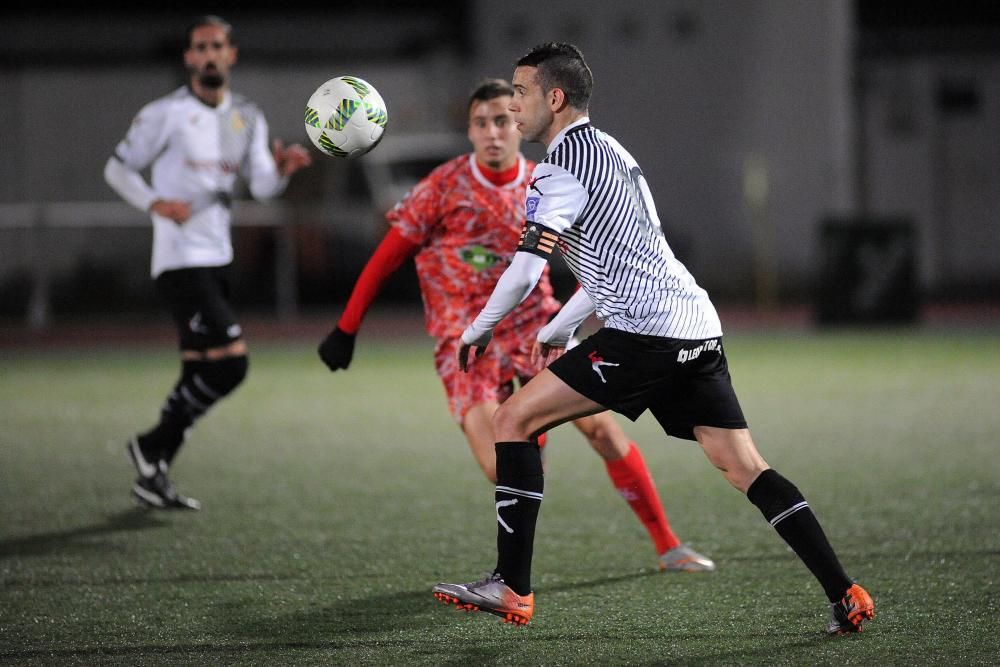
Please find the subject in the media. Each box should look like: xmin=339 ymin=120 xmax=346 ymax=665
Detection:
xmin=106 ymin=86 xmax=288 ymax=277
xmin=524 ymin=118 xmax=722 ymax=339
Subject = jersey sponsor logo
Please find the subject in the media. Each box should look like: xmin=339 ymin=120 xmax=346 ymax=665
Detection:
xmin=459 ymin=245 xmax=502 ymax=271
xmin=587 ymin=350 xmax=620 ymax=383
xmin=676 ymin=339 xmax=721 ymax=363
xmin=184 ymin=158 xmax=240 ymax=174
xmin=528 ymin=174 xmax=552 ymax=194
xmin=525 ymin=196 xmax=539 ymax=216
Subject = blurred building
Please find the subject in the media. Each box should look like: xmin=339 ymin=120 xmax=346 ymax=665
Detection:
xmin=1 ymin=0 xmax=998 ymax=325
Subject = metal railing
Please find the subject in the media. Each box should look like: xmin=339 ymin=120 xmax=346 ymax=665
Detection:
xmin=0 ymin=200 xmax=372 ymax=329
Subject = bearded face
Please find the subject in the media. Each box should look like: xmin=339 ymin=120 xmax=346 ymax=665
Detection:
xmin=198 ymin=65 xmax=225 ymax=89
xmin=185 ymin=24 xmax=237 ymax=93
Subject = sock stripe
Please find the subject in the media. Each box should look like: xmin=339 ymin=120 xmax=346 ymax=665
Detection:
xmin=179 ymin=385 xmax=210 ymax=413
xmin=495 ymin=485 xmax=544 ymax=501
xmin=769 ymin=500 xmax=810 ymax=527
xmin=192 ymin=374 xmax=221 ymax=400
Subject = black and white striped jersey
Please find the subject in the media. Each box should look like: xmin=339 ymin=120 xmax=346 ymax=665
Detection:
xmin=519 ymin=118 xmax=722 ymax=339
xmin=107 ymin=87 xmax=287 ymax=277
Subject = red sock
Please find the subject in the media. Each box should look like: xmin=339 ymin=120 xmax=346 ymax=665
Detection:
xmin=604 ymin=442 xmax=680 ymax=554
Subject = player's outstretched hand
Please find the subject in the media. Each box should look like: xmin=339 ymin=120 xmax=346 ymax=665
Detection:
xmin=318 ymin=326 xmax=356 ymax=371
xmin=272 ymin=138 xmax=313 ymax=176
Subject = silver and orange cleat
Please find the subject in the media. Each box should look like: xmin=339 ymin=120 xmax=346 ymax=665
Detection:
xmin=433 ymin=572 xmax=534 ymax=626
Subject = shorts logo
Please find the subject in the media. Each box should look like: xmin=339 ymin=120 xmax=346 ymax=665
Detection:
xmin=676 ymin=339 xmax=721 ymax=363
xmin=189 ymin=312 xmax=210 ymax=334
xmin=587 ymin=350 xmax=619 ymax=384
xmin=525 ymin=197 xmax=539 ymax=216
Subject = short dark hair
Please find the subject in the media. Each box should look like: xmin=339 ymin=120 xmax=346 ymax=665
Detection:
xmin=467 ymin=78 xmax=515 ymax=112
xmin=186 ymin=15 xmax=234 ymax=47
xmin=515 ymin=42 xmax=593 ymax=110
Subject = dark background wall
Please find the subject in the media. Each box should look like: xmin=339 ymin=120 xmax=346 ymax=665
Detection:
xmin=2 ymin=0 xmax=998 ymax=322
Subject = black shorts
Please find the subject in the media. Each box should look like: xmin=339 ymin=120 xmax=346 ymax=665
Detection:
xmin=547 ymin=327 xmax=747 ymax=441
xmin=155 ymin=266 xmax=242 ymax=352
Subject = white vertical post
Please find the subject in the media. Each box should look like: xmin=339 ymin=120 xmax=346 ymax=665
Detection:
xmin=26 ymin=204 xmax=50 ymax=330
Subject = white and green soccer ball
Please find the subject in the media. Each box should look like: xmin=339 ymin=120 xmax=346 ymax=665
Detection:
xmin=304 ymin=75 xmax=388 ymax=159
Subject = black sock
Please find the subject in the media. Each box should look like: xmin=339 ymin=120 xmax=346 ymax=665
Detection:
xmin=139 ymin=360 xmax=202 ymax=462
xmin=144 ymin=356 xmax=248 ymax=465
xmin=494 ymin=441 xmax=544 ymax=596
xmin=747 ymin=469 xmax=853 ymax=602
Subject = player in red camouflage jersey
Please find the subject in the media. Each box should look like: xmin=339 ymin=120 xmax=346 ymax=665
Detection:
xmin=318 ymin=79 xmax=714 ymax=572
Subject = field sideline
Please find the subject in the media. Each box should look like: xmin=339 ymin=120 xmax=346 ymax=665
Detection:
xmin=1 ymin=322 xmax=998 ymax=665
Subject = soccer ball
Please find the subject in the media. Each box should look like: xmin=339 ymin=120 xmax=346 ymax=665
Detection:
xmin=304 ymin=76 xmax=388 ymax=159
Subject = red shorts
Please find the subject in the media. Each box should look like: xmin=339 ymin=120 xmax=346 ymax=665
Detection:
xmin=434 ymin=333 xmax=543 ymax=424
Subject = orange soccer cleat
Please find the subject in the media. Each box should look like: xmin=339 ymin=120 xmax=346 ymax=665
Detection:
xmin=826 ymin=583 xmax=875 ymax=635
xmin=433 ymin=573 xmax=534 ymax=626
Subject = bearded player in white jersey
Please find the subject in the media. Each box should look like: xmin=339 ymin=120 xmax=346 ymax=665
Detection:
xmin=104 ymin=15 xmax=311 ymax=510
xmin=432 ymin=43 xmax=875 ymax=636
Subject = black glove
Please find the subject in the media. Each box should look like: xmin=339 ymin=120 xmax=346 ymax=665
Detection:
xmin=318 ymin=326 xmax=356 ymax=371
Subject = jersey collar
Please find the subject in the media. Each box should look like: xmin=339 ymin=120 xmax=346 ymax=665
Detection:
xmin=546 ymin=116 xmax=591 ymax=154
xmin=186 ymin=85 xmax=232 ymax=112
xmin=469 ymin=153 xmax=526 ymax=190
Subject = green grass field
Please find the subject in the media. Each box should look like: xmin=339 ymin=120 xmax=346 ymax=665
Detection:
xmin=2 ymin=328 xmax=998 ymax=665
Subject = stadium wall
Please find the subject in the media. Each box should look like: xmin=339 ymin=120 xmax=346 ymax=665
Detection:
xmin=1 ymin=1 xmax=998 ymax=322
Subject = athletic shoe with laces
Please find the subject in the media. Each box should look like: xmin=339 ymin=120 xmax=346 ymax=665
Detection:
xmin=432 ymin=572 xmax=534 ymax=626
xmin=658 ymin=543 xmax=716 ymax=572
xmin=132 ymin=462 xmax=201 ymax=511
xmin=826 ymin=583 xmax=875 ymax=635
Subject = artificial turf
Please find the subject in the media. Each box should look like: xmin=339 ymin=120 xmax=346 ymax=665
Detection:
xmin=1 ymin=329 xmax=998 ymax=665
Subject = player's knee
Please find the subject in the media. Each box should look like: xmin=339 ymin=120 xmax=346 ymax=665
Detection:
xmin=573 ymin=414 xmax=600 ymax=440
xmin=201 ymin=354 xmax=249 ymax=397
xmin=696 ymin=427 xmax=767 ymax=493
xmin=491 ymin=402 xmax=529 ymax=441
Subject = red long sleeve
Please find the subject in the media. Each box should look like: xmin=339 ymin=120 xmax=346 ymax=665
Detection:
xmin=337 ymin=226 xmax=420 ymax=334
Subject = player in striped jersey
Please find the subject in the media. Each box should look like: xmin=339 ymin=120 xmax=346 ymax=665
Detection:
xmin=104 ymin=15 xmax=312 ymax=510
xmin=434 ymin=43 xmax=874 ymax=635
xmin=319 ymin=79 xmax=713 ymax=574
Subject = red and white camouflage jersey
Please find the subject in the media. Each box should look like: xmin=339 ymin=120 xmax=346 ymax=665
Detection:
xmin=387 ymin=153 xmax=560 ymax=338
